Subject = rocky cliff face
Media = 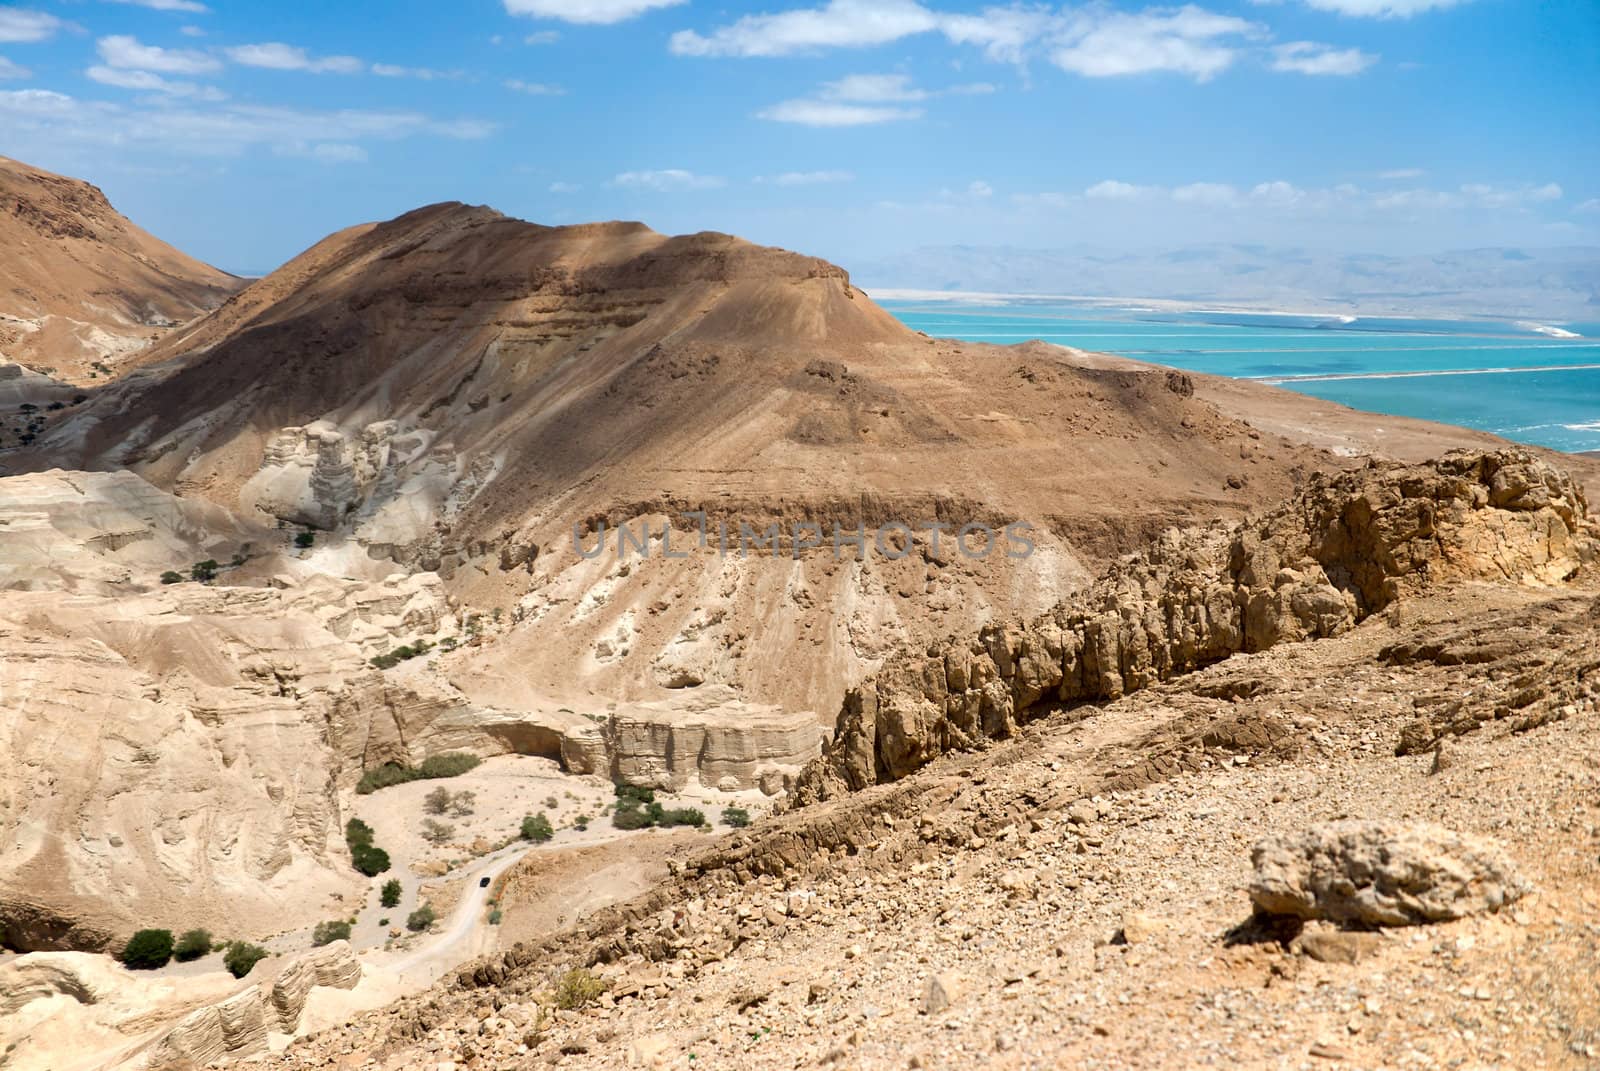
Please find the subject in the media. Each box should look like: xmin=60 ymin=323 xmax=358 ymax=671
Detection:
xmin=793 ymin=450 xmax=1596 ymax=800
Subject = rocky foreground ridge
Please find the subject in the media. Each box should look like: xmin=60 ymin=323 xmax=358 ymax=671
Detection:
xmin=255 ymin=450 xmax=1600 ymax=1071
xmin=794 ymin=449 xmax=1595 ymax=799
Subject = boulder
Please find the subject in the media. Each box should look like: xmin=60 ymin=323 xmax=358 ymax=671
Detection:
xmin=1248 ymin=821 xmax=1525 ymax=927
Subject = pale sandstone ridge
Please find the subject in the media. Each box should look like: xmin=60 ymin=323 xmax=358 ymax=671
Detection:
xmin=606 ymin=686 xmax=822 ymax=793
xmin=0 ymin=943 xmax=360 ymax=1071
xmin=794 ymin=449 xmax=1595 ymax=800
xmin=0 ymin=156 xmax=240 ymax=383
xmin=1248 ymin=821 xmax=1526 ymax=927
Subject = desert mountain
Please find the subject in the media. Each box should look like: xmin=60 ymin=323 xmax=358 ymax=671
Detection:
xmin=0 ymin=156 xmax=241 ymax=383
xmin=11 ymin=201 xmax=1531 ymax=715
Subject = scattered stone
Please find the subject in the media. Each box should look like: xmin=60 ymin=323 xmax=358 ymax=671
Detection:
xmin=919 ymin=973 xmax=963 ymax=1015
xmin=1250 ymin=821 xmax=1526 ymax=926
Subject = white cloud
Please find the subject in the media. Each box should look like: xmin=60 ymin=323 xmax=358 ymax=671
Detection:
xmin=1577 ymin=199 xmax=1600 ymax=215
xmin=1250 ymin=179 xmax=1304 ymax=205
xmin=822 ymin=72 xmax=927 ymax=102
xmin=762 ymin=170 xmax=855 ymax=185
xmin=1052 ymin=7 xmax=1261 ymax=81
xmin=1172 ymin=182 xmax=1241 ymax=206
xmin=757 ymin=99 xmax=922 ymax=126
xmin=525 ymin=31 xmax=561 ymax=44
xmin=1459 ymin=182 xmax=1561 ymax=208
xmin=106 ymin=0 xmax=209 ymax=13
xmin=277 ymin=141 xmax=368 ymax=164
xmin=1085 ymin=179 xmax=1149 ymax=200
xmin=672 ymin=0 xmax=941 ymax=57
xmin=0 ymin=8 xmax=63 ymax=43
xmin=373 ymin=63 xmax=456 ymax=80
xmin=180 ymin=25 xmax=205 ymax=37
xmin=505 ymin=78 xmax=566 ymax=94
xmin=549 ymin=180 xmax=581 ymax=193
xmin=0 ymin=55 xmax=29 ymax=80
xmin=967 ymin=179 xmax=993 ymax=198
xmin=97 ymin=35 xmax=221 ymax=75
xmin=611 ymin=168 xmax=724 ymax=191
xmin=1272 ymin=41 xmax=1377 ymax=75
xmin=0 ymin=88 xmax=494 ymax=158
xmin=1296 ymin=0 xmax=1468 ymax=17
xmin=86 ymin=64 xmax=225 ymax=99
xmin=226 ymin=43 xmax=362 ymax=74
xmin=505 ymin=0 xmax=686 ymax=25
xmin=1379 ymin=168 xmax=1424 ymax=179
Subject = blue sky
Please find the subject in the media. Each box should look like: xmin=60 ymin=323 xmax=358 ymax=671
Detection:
xmin=0 ymin=0 xmax=1595 ymax=274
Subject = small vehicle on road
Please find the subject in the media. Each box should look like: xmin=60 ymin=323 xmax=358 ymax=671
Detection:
xmin=479 ymin=876 xmax=491 ymax=888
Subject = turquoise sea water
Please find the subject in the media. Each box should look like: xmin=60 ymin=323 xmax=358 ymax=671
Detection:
xmin=882 ymin=302 xmax=1600 ymax=453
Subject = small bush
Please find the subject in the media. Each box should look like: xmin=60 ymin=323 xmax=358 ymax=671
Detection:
xmin=355 ymin=763 xmax=413 ymax=793
xmin=345 ymin=817 xmax=374 ymax=848
xmin=659 ymin=807 xmax=705 ymax=828
xmin=488 ymin=909 xmax=502 ymax=925
xmin=222 ymin=941 xmax=268 ymax=979
xmin=721 ymin=807 xmax=751 ymax=828
xmin=406 ymin=905 xmax=436 ymax=932
xmin=380 ymin=879 xmax=402 ymax=908
xmin=520 ymin=813 xmax=554 ymax=842
xmin=190 ymin=560 xmax=219 ymax=583
xmin=352 ymin=844 xmax=390 ymax=876
xmin=378 ymin=917 xmax=389 ymax=927
xmin=615 ymin=784 xmax=655 ymax=805
xmin=611 ymin=803 xmax=654 ymax=830
xmin=173 ymin=929 xmax=212 ymax=962
xmin=160 ymin=570 xmax=184 ymax=585
xmin=449 ymin=790 xmax=476 ymax=818
xmin=417 ymin=752 xmax=479 ymax=779
xmin=312 ymin=920 xmax=351 ymax=946
xmin=424 ymin=786 xmax=453 ymax=815
xmin=294 ymin=531 xmax=315 ymax=548
xmin=543 ymin=795 xmax=559 ymax=810
xmin=121 ymin=929 xmax=174 ymax=970
xmin=420 ymin=818 xmax=453 ymax=845
xmin=553 ymin=967 xmax=606 ymax=1010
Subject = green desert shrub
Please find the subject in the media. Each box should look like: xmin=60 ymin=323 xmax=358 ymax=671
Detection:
xmin=121 ymin=929 xmax=174 ymax=970
xmin=721 ymin=807 xmax=751 ymax=828
xmin=553 ymin=967 xmax=606 ymax=1010
xmin=380 ymin=879 xmax=402 ymax=908
xmin=615 ymin=784 xmax=655 ymax=805
xmin=222 ymin=941 xmax=268 ymax=979
xmin=312 ymin=920 xmax=351 ymax=946
xmin=352 ymin=844 xmax=390 ymax=876
xmin=406 ymin=905 xmax=436 ymax=933
xmin=355 ymin=752 xmax=481 ymax=793
xmin=611 ymin=802 xmax=654 ymax=830
xmin=520 ymin=813 xmax=554 ymax=842
xmin=173 ymin=929 xmax=212 ymax=962
xmin=488 ymin=909 xmax=503 ymax=925
xmin=658 ymin=807 xmax=704 ymax=828
xmin=159 ymin=570 xmax=184 ymax=585
xmin=294 ymin=531 xmax=315 ymax=548
xmin=189 ymin=560 xmax=219 ymax=582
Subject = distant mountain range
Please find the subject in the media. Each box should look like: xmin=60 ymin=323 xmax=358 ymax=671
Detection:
xmin=853 ymin=244 xmax=1600 ymax=323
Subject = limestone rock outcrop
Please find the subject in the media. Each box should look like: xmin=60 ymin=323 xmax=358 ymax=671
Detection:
xmin=606 ymin=686 xmax=823 ymax=792
xmin=794 ymin=450 xmax=1595 ymax=800
xmin=1248 ymin=821 xmax=1526 ymax=926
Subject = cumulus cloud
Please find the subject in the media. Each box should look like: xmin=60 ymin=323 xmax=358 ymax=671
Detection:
xmin=611 ymin=168 xmax=724 ymax=191
xmin=106 ymin=0 xmax=209 ymax=12
xmin=225 ymin=43 xmax=362 ymax=74
xmin=0 ymin=8 xmax=63 ymax=44
xmin=505 ymin=78 xmax=566 ymax=94
xmin=505 ymin=0 xmax=685 ymax=25
xmin=0 ymin=87 xmax=493 ymax=159
xmin=0 ymin=55 xmax=29 ymax=79
xmin=98 ymin=35 xmax=221 ymax=75
xmin=1051 ymin=7 xmax=1261 ymax=81
xmin=373 ymin=63 xmax=457 ymax=80
xmin=1272 ymin=41 xmax=1377 ymax=75
xmin=86 ymin=64 xmax=225 ymax=99
xmin=1172 ymin=181 xmax=1241 ymax=206
xmin=762 ymin=170 xmax=855 ymax=185
xmin=822 ymin=72 xmax=927 ymax=102
xmin=671 ymin=0 xmax=941 ymax=57
xmin=1085 ymin=179 xmax=1150 ymax=199
xmin=757 ymin=99 xmax=922 ymax=126
xmin=1295 ymin=0 xmax=1469 ymax=17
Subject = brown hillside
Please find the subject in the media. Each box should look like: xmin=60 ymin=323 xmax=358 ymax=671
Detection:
xmin=0 ymin=156 xmax=241 ymax=382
